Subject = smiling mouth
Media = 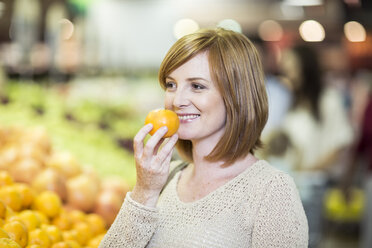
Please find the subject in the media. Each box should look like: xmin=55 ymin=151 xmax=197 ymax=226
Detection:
xmin=178 ymin=114 xmax=200 ymax=121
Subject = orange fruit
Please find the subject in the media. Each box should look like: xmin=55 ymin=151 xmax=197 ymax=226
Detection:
xmin=0 ymin=200 xmax=7 ymax=219
xmin=87 ymin=234 xmax=105 ymax=248
xmin=32 ymin=191 xmax=62 ymax=219
xmin=64 ymin=240 xmax=80 ymax=248
xmin=51 ymin=213 xmax=71 ymax=231
xmin=50 ymin=242 xmax=70 ymax=248
xmin=72 ymin=222 xmax=92 ymax=246
xmin=13 ymin=184 xmax=36 ymax=209
xmin=25 ymin=245 xmax=42 ymax=248
xmin=0 ymin=187 xmax=23 ymax=212
xmin=62 ymin=229 xmax=78 ymax=243
xmin=3 ymin=220 xmax=28 ymax=248
xmin=67 ymin=210 xmax=85 ymax=226
xmin=33 ymin=212 xmax=49 ymax=225
xmin=28 ymin=228 xmax=51 ymax=248
xmin=0 ymin=238 xmax=22 ymax=248
xmin=41 ymin=224 xmax=62 ymax=244
xmin=0 ymin=227 xmax=10 ymax=238
xmin=144 ymin=109 xmax=179 ymax=138
xmin=5 ymin=206 xmax=16 ymax=220
xmin=0 ymin=171 xmax=14 ymax=187
xmin=85 ymin=214 xmax=105 ymax=236
xmin=17 ymin=210 xmax=41 ymax=231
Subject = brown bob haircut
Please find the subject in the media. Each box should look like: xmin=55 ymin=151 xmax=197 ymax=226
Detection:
xmin=158 ymin=28 xmax=268 ymax=165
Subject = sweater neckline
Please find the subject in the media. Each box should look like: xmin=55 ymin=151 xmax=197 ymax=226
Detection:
xmin=172 ymin=160 xmax=264 ymax=206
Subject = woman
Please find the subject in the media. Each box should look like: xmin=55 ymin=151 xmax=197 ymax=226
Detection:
xmin=99 ymin=28 xmax=308 ymax=248
xmin=276 ymin=44 xmax=354 ymax=247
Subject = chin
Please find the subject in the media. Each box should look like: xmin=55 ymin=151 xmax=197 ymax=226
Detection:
xmin=177 ymin=132 xmax=195 ymax=141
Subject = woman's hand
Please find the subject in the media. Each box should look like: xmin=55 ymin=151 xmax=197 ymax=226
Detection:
xmin=131 ymin=123 xmax=178 ymax=207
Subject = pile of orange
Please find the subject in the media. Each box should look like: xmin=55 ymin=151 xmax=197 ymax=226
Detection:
xmin=0 ymin=170 xmax=106 ymax=247
xmin=0 ymin=126 xmax=117 ymax=248
xmin=0 ymin=125 xmax=130 ymax=229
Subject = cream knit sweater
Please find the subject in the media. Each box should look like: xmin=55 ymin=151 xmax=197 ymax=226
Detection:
xmin=99 ymin=160 xmax=308 ymax=247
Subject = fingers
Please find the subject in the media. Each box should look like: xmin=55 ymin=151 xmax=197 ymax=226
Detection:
xmin=133 ymin=124 xmax=153 ymax=157
xmin=143 ymin=126 xmax=169 ymax=158
xmin=134 ymin=125 xmax=178 ymax=173
xmin=154 ymin=133 xmax=178 ymax=168
xmin=160 ymin=134 xmax=178 ymax=173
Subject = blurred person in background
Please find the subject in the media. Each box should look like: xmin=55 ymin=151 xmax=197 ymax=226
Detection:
xmin=99 ymin=28 xmax=308 ymax=248
xmin=341 ymin=71 xmax=372 ymax=248
xmin=10 ymin=0 xmax=41 ymax=78
xmin=269 ymin=44 xmax=354 ymax=247
xmin=253 ymin=39 xmax=293 ymax=142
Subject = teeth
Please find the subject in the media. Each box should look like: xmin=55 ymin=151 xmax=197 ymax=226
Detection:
xmin=178 ymin=114 xmax=199 ymax=120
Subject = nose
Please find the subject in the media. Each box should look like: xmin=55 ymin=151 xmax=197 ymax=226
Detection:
xmin=173 ymin=87 xmax=190 ymax=108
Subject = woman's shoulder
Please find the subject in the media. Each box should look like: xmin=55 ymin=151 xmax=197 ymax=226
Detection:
xmin=250 ymin=160 xmax=296 ymax=188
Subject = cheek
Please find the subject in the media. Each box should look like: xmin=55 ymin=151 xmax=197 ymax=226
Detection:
xmin=164 ymin=93 xmax=173 ymax=109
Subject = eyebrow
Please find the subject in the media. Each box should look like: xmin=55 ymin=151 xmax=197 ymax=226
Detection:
xmin=166 ymin=76 xmax=210 ymax=83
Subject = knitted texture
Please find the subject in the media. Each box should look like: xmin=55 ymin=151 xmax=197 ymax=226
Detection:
xmin=99 ymin=160 xmax=308 ymax=248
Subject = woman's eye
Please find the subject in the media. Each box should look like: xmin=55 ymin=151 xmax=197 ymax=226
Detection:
xmin=192 ymin=83 xmax=205 ymax=90
xmin=165 ymin=82 xmax=176 ymax=89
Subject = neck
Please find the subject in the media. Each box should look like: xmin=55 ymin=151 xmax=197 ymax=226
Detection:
xmin=190 ymin=139 xmax=258 ymax=179
xmin=190 ymin=138 xmax=223 ymax=176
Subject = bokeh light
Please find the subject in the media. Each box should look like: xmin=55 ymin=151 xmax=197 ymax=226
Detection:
xmin=299 ymin=20 xmax=325 ymax=42
xmin=282 ymin=0 xmax=323 ymax=6
xmin=344 ymin=21 xmax=366 ymax=42
xmin=217 ymin=19 xmax=242 ymax=33
xmin=173 ymin=18 xmax=199 ymax=39
xmin=258 ymin=20 xmax=283 ymax=41
xmin=59 ymin=18 xmax=74 ymax=40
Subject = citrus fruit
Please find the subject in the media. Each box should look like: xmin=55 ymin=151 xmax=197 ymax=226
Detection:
xmin=62 ymin=229 xmax=79 ymax=243
xmin=41 ymin=224 xmax=62 ymax=244
xmin=85 ymin=214 xmax=106 ymax=236
xmin=72 ymin=222 xmax=92 ymax=245
xmin=64 ymin=240 xmax=80 ymax=248
xmin=0 ymin=200 xmax=7 ymax=219
xmin=67 ymin=210 xmax=85 ymax=226
xmin=13 ymin=184 xmax=36 ymax=209
xmin=28 ymin=228 xmax=51 ymax=247
xmin=5 ymin=206 xmax=16 ymax=220
xmin=25 ymin=245 xmax=42 ymax=248
xmin=87 ymin=234 xmax=105 ymax=248
xmin=0 ymin=227 xmax=10 ymax=238
xmin=33 ymin=212 xmax=49 ymax=225
xmin=32 ymin=191 xmax=62 ymax=219
xmin=51 ymin=212 xmax=71 ymax=231
xmin=144 ymin=109 xmax=179 ymax=138
xmin=3 ymin=220 xmax=28 ymax=247
xmin=0 ymin=171 xmax=14 ymax=187
xmin=17 ymin=210 xmax=41 ymax=231
xmin=0 ymin=238 xmax=22 ymax=248
xmin=50 ymin=242 xmax=70 ymax=248
xmin=0 ymin=187 xmax=23 ymax=212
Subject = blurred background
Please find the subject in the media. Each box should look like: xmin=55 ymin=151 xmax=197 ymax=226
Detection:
xmin=0 ymin=0 xmax=371 ymax=247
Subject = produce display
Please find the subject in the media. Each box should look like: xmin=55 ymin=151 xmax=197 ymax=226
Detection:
xmin=0 ymin=124 xmax=129 ymax=239
xmin=0 ymin=169 xmax=107 ymax=248
xmin=0 ymin=80 xmax=164 ymax=247
xmin=0 ymin=81 xmax=151 ymax=185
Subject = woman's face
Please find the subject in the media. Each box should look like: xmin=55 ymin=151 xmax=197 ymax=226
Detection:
xmin=164 ymin=52 xmax=227 ymax=144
